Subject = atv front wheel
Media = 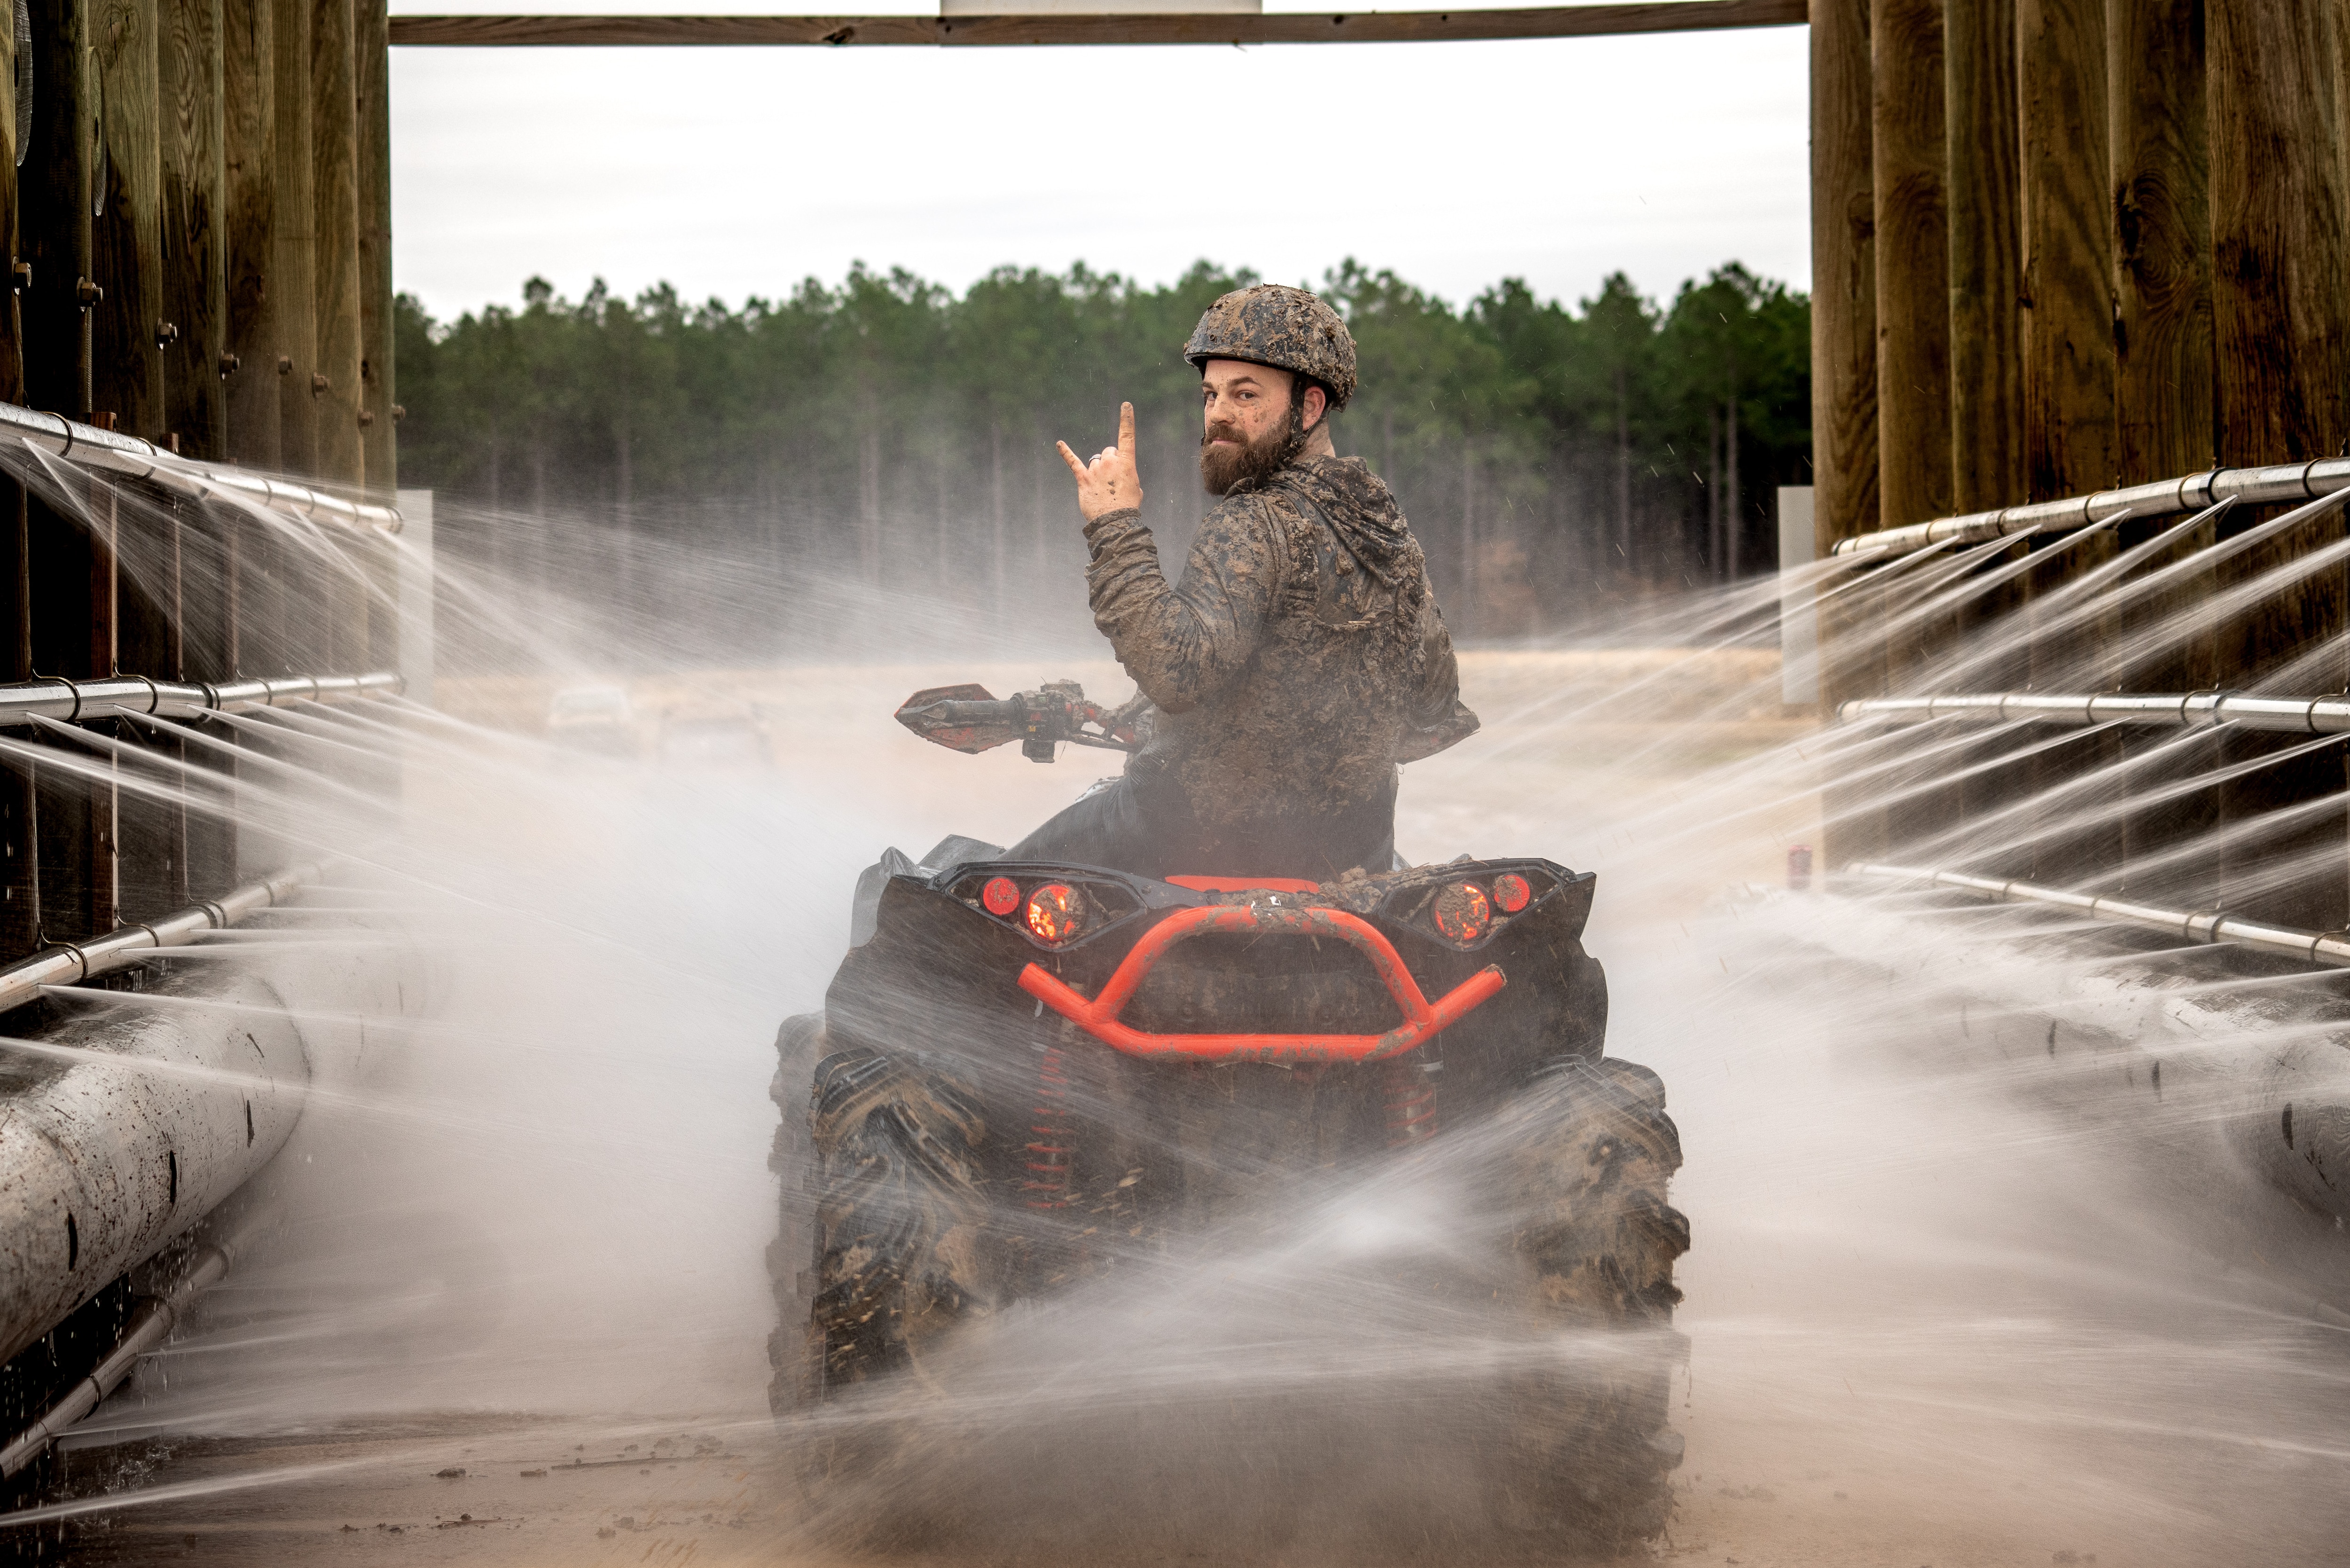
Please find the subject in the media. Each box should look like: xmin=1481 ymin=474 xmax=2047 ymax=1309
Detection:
xmin=801 ymin=1044 xmax=990 ymax=1397
xmin=765 ymin=1012 xmax=825 ymax=1416
xmin=1490 ymin=1055 xmax=1690 ymax=1552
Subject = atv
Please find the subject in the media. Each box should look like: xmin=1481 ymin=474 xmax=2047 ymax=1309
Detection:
xmin=767 ymin=680 xmax=1690 ymax=1552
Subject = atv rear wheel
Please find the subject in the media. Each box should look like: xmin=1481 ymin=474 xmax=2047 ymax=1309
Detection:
xmin=1489 ymin=1054 xmax=1690 ymax=1552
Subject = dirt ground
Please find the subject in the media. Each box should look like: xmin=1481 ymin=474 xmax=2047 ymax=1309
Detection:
xmin=35 ymin=650 xmax=2337 ymax=1566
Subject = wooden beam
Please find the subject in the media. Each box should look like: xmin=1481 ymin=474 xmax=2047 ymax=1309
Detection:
xmin=21 ymin=0 xmax=93 ymax=416
xmin=2018 ymin=0 xmax=2115 ymax=502
xmin=163 ymin=0 xmax=228 ymax=461
xmin=92 ymin=0 xmax=166 ymax=436
xmin=1871 ymin=0 xmax=1951 ymax=529
xmin=2209 ymin=0 xmax=2350 ymax=927
xmin=2110 ymin=0 xmax=2211 ymax=485
xmin=1944 ymin=0 xmax=2021 ymax=516
xmin=2210 ymin=0 xmax=2349 ymax=469
xmin=1811 ymin=0 xmax=1879 ymax=872
xmin=312 ymin=0 xmax=364 ymax=494
xmin=357 ymin=0 xmax=393 ymax=496
xmin=223 ymin=0 xmax=278 ymax=469
xmin=2107 ymin=0 xmax=2218 ymax=897
xmin=0 ymin=0 xmax=20 ymax=409
xmin=386 ymin=0 xmax=1809 ymax=47
xmin=1810 ymin=0 xmax=1875 ymax=554
xmin=273 ymin=0 xmax=317 ymax=478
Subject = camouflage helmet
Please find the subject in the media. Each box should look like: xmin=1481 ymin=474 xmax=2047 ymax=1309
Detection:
xmin=1183 ymin=284 xmax=1357 ymax=411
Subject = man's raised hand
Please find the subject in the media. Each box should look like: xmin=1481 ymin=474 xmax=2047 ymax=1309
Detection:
xmin=1057 ymin=401 xmax=1144 ymax=522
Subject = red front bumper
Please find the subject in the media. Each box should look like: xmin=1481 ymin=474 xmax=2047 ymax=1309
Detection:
xmin=1017 ymin=902 xmax=1505 ymax=1063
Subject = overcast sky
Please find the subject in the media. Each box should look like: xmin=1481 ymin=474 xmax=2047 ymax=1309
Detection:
xmin=386 ymin=4 xmax=1810 ymax=322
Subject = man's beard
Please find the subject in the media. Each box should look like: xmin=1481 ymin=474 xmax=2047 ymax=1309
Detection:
xmin=1199 ymin=405 xmax=1305 ymax=496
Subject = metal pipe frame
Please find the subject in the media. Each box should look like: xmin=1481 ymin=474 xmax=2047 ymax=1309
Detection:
xmin=0 ymin=1229 xmax=241 ymax=1479
xmin=1839 ymin=690 xmax=2350 ymax=735
xmin=0 ymin=669 xmax=400 ymax=731
xmin=1832 ymin=456 xmax=2350 ymax=558
xmin=0 ymin=859 xmax=326 ymax=1017
xmin=1848 ymin=862 xmax=2350 ymax=969
xmin=0 ymin=403 xmax=402 ymax=534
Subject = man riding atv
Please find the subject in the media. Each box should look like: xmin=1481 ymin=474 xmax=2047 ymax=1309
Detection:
xmin=1018 ymin=284 xmax=1478 ymax=881
xmin=770 ymin=285 xmax=1688 ymax=1558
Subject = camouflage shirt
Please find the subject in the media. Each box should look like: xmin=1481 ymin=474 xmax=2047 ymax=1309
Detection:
xmin=1081 ymin=454 xmax=1477 ymax=864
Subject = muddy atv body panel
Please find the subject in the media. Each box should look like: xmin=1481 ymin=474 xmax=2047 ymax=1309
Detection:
xmin=769 ymin=839 xmax=1689 ymax=1553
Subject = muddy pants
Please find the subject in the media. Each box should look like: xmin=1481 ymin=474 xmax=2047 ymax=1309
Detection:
xmin=1004 ymin=774 xmax=1398 ymax=884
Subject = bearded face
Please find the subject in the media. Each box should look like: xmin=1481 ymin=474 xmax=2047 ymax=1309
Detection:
xmin=1199 ymin=392 xmax=1306 ymax=496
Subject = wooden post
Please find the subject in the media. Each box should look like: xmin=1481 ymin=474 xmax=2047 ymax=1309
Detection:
xmin=2109 ymin=0 xmax=2213 ymax=484
xmin=0 ymin=0 xmax=19 ymax=405
xmin=1946 ymin=0 xmax=2024 ymax=515
xmin=1812 ymin=0 xmax=1879 ymax=558
xmin=1943 ymin=0 xmax=2030 ymax=865
xmin=2019 ymin=0 xmax=2118 ymax=503
xmin=2017 ymin=0 xmax=2120 ymax=885
xmin=2210 ymin=0 xmax=2349 ymax=470
xmin=1872 ymin=0 xmax=1953 ymax=532
xmin=0 ymin=13 xmax=27 ymax=963
xmin=85 ymin=0 xmax=144 ymax=933
xmin=114 ymin=482 xmax=185 ymax=921
xmin=312 ymin=0 xmax=362 ymax=491
xmin=162 ymin=0 xmax=227 ymax=460
xmin=1812 ymin=0 xmax=1883 ymax=865
xmin=19 ymin=0 xmax=94 ymax=415
xmin=357 ymin=0 xmax=393 ymax=496
xmin=2209 ymin=0 xmax=2350 ymax=928
xmin=271 ymin=0 xmax=315 ymax=477
xmin=2103 ymin=0 xmax=2218 ymax=902
xmin=223 ymin=0 xmax=276 ymax=470
xmin=91 ymin=0 xmax=164 ymax=436
xmin=84 ymin=479 xmax=118 ymax=933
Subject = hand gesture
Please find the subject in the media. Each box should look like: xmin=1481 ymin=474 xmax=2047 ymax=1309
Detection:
xmin=1057 ymin=402 xmax=1144 ymax=522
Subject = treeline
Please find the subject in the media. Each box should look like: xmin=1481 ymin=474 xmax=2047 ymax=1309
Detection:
xmin=393 ymin=259 xmax=1810 ymax=640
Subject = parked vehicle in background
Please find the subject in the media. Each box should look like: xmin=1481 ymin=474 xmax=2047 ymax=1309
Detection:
xmin=546 ymin=684 xmax=638 ymax=757
xmin=657 ymin=702 xmax=773 ymax=769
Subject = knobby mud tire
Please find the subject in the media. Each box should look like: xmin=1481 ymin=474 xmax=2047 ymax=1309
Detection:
xmin=765 ymin=1013 xmax=825 ymax=1417
xmin=1491 ymin=1054 xmax=1690 ymax=1554
xmin=788 ymin=1041 xmax=990 ymax=1499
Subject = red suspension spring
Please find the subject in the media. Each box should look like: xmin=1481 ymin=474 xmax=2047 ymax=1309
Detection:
xmin=1381 ymin=1056 xmax=1438 ymax=1148
xmin=1021 ymin=1045 xmax=1076 ymax=1208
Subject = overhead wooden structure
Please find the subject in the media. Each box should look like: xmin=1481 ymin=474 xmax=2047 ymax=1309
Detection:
xmin=386 ymin=0 xmax=1806 ymax=47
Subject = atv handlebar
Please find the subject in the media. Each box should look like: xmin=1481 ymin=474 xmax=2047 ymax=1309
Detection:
xmin=917 ymin=698 xmax=1028 ymax=725
xmin=896 ymin=679 xmax=1145 ymax=762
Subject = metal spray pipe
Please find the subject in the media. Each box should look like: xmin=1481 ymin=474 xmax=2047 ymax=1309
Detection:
xmin=0 ymin=669 xmax=400 ymax=731
xmin=0 ymin=401 xmax=402 ymax=533
xmin=1846 ymin=862 xmax=2350 ymax=969
xmin=1838 ymin=689 xmax=2350 ymax=736
xmin=0 ymin=859 xmax=326 ymax=1017
xmin=1833 ymin=455 xmax=2350 ymax=559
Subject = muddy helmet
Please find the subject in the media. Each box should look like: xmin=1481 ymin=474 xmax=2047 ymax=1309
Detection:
xmin=1183 ymin=284 xmax=1357 ymax=411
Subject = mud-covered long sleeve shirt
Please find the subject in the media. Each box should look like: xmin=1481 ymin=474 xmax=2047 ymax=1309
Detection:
xmin=1077 ymin=455 xmax=1476 ymax=873
xmin=1082 ymin=499 xmax=1279 ymax=715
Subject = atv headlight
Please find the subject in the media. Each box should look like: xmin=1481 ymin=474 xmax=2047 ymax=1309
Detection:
xmin=1432 ymin=881 xmax=1491 ymax=943
xmin=1025 ymin=882 xmax=1088 ymax=944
